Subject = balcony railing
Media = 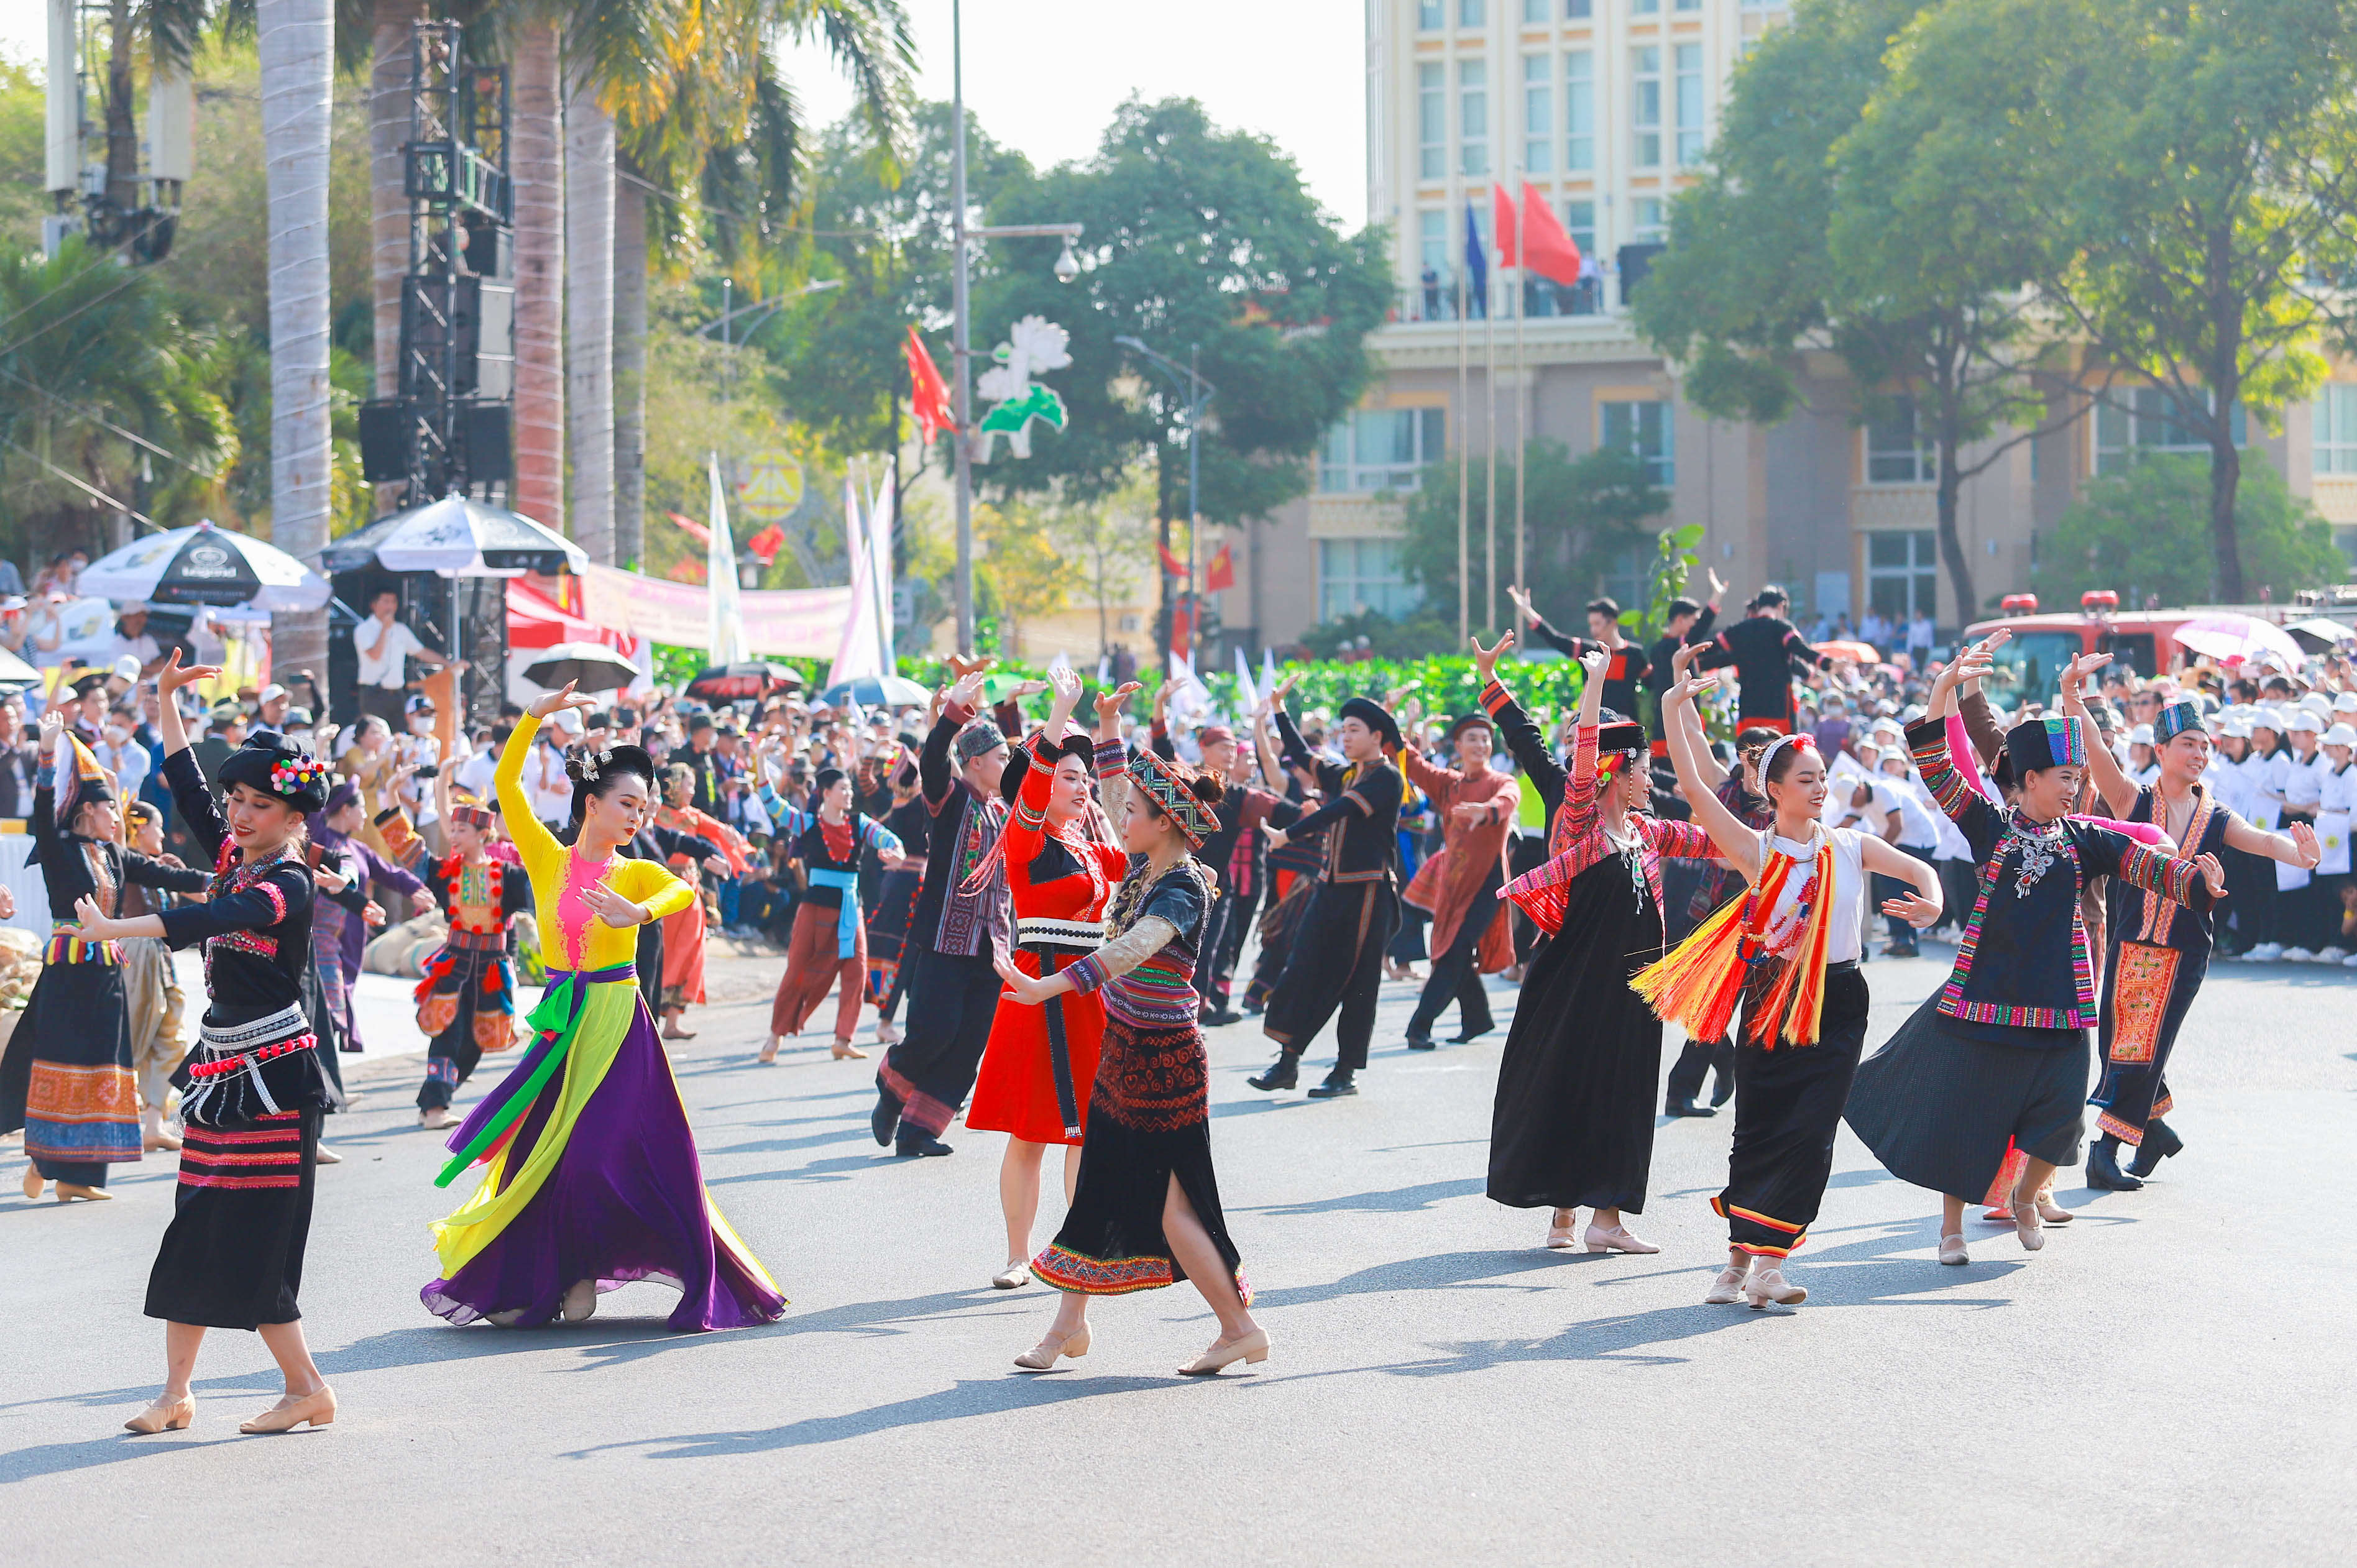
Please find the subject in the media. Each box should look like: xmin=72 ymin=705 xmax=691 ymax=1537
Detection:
xmin=1392 ymin=275 xmax=1607 ymax=324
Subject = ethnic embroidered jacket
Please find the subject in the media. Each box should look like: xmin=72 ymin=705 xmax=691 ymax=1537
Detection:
xmin=1906 ymin=717 xmax=2211 ymax=1037
xmin=1065 ymin=850 xmax=1216 ymax=1030
xmin=2120 ymin=784 xmax=2237 ymax=955
xmin=1481 ymin=680 xmax=1717 ymax=936
xmin=911 ymin=699 xmax=1011 ymax=958
xmin=1273 ymin=708 xmax=1402 ymax=885
xmin=155 ymin=747 xmax=320 ymax=1027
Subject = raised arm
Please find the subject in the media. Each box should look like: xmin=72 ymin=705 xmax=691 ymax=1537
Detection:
xmin=1471 ymin=632 xmax=1565 ymax=809
xmin=1662 ymin=667 xmax=1762 ymax=880
xmin=2222 ymin=812 xmax=2322 ymax=869
xmin=2058 ymin=651 xmax=2137 ymax=818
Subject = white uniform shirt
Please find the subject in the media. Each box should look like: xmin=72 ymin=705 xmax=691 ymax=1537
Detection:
xmin=353 ymin=617 xmax=426 ymax=690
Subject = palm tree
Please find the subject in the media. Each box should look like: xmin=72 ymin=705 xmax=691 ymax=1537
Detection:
xmin=564 ymin=50 xmax=616 ymax=563
xmin=257 ymin=0 xmax=336 ymax=676
xmin=367 ymin=0 xmax=421 ymax=408
xmin=510 ymin=16 xmax=566 ymax=531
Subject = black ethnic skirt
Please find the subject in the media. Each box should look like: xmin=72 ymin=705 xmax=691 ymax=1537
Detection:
xmin=1032 ymin=1014 xmax=1250 ymax=1303
xmin=1844 ymin=996 xmax=2089 ymax=1203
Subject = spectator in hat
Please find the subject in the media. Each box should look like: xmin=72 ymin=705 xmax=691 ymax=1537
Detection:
xmin=0 ymin=694 xmax=39 ymax=818
xmin=255 ymin=682 xmax=293 ymax=731
xmin=192 ymin=700 xmax=246 ymax=783
xmin=65 ymin=672 xmax=112 ymax=743
xmin=108 ymin=602 xmax=167 ymax=678
xmin=0 ymin=594 xmax=27 ymax=659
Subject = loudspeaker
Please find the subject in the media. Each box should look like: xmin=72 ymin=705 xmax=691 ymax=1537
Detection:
xmin=461 ymin=401 xmax=512 ymax=484
xmin=357 ymin=399 xmax=411 ymax=482
xmin=1617 ymin=243 xmax=1667 ymax=306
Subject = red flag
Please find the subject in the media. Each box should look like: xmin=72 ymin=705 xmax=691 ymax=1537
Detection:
xmin=1205 ymin=543 xmax=1236 ymax=593
xmin=1169 ymin=594 xmax=1195 ymax=655
xmin=1158 ymin=539 xmax=1188 ymax=579
xmin=664 ymin=508 xmax=713 ymax=545
xmin=1520 ymin=181 xmax=1584 ymax=287
xmin=746 ymin=523 xmax=785 ymax=566
xmin=1492 ymin=183 xmax=1518 ymax=269
xmin=905 ymin=326 xmax=952 ymax=442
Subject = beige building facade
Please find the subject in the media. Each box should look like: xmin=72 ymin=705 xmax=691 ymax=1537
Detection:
xmin=1213 ymin=0 xmax=2357 ymax=656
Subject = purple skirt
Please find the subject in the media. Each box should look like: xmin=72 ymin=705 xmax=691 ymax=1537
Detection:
xmin=420 ymin=993 xmax=786 ymax=1332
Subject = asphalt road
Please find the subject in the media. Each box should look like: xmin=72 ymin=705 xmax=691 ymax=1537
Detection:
xmin=5 ymin=938 xmax=2352 ymax=1566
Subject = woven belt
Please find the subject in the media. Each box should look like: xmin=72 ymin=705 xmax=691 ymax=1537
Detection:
xmin=1018 ymin=917 xmax=1103 ymax=954
xmin=444 ymin=926 xmax=507 ymax=952
xmin=183 ymin=1003 xmax=316 ymax=1119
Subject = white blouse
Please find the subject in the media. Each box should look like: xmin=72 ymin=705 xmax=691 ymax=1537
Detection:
xmin=1757 ymin=825 xmax=1868 ymax=966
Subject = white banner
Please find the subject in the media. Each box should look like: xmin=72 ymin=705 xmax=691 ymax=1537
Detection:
xmin=577 ymin=564 xmax=851 ymax=658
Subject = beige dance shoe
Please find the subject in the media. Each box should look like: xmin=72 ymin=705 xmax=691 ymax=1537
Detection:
xmin=313 ymin=1145 xmax=343 ymax=1165
xmin=830 ymin=1039 xmax=868 ymax=1061
xmin=1544 ymin=1210 xmax=1581 ymax=1250
xmin=1704 ymin=1261 xmax=1752 ymax=1304
xmin=562 ymin=1280 xmax=599 ymax=1323
xmin=991 ymin=1261 xmax=1031 ymax=1290
xmin=1584 ymin=1222 xmax=1659 ymax=1254
xmin=1937 ymin=1233 xmax=1969 ymax=1266
xmin=55 ymin=1183 xmax=112 ymax=1201
xmin=1177 ymin=1328 xmax=1271 ymax=1376
xmin=239 ymin=1387 xmax=337 ymax=1434
xmin=1013 ymin=1325 xmax=1091 ymax=1370
xmin=2009 ymin=1186 xmax=2046 ymax=1252
xmin=1744 ymin=1267 xmax=1806 ymax=1308
xmin=124 ymin=1396 xmax=196 ymax=1434
xmin=418 ymin=1106 xmax=457 ymax=1131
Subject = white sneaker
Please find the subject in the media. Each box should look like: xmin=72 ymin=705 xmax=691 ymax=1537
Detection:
xmin=2343 ymin=953 xmax=2357 ymax=968
xmin=2318 ymin=947 xmax=2348 ymax=963
xmin=2282 ymin=947 xmax=2315 ymax=963
xmin=2249 ymin=943 xmax=2284 ymax=961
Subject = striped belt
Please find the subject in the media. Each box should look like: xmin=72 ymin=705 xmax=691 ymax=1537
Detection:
xmin=47 ymin=923 xmax=122 ymax=965
xmin=1017 ymin=917 xmax=1103 ymax=955
xmin=183 ymin=1003 xmax=316 ymax=1120
xmin=1014 ymin=917 xmax=1101 ymax=1139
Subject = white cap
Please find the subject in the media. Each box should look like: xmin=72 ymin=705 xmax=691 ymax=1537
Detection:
xmin=2220 ymin=715 xmax=2254 ymax=738
xmin=2128 ymin=723 xmax=2154 ymax=745
xmin=2254 ymin=706 xmax=2288 ymax=732
xmin=2290 ymin=708 xmax=2322 ymax=733
xmin=110 ymin=654 xmax=142 ymax=682
xmin=1877 ymin=748 xmax=1909 ymax=768
xmin=2300 ymin=692 xmax=2332 ymax=715
xmin=2324 ymin=723 xmax=2357 ymax=747
xmin=117 ymin=600 xmax=148 ymax=616
xmin=2335 ymin=692 xmax=2357 ymax=714
xmin=258 ymin=682 xmax=288 ymax=705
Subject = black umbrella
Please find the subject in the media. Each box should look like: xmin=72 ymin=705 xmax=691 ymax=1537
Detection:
xmin=685 ymin=662 xmax=804 ymax=702
xmin=78 ymin=521 xmax=330 ymax=610
xmin=521 ymin=642 xmax=640 ymax=694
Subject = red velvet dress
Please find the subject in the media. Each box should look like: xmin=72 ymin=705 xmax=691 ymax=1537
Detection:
xmin=967 ymin=737 xmax=1126 ymax=1146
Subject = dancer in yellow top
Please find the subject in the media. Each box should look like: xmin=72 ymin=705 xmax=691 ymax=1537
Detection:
xmin=420 ymin=682 xmax=786 ymax=1331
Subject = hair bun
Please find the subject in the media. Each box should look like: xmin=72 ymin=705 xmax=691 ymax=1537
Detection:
xmin=1188 ymin=768 xmax=1228 ymax=808
xmin=565 ymin=744 xmax=619 ymax=784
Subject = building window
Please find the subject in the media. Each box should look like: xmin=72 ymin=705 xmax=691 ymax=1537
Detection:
xmin=1865 ymin=397 xmax=1937 ymax=484
xmin=1418 ymin=0 xmax=1444 ymax=29
xmin=1602 ymin=399 xmax=1674 ymax=487
xmin=1674 ymin=43 xmax=1704 ymax=165
xmin=1566 ymin=0 xmax=1592 ymax=14
xmin=1319 ymin=538 xmax=1423 ymax=622
xmin=1564 ymin=198 xmax=1596 ymax=259
xmin=2093 ymin=387 xmax=2248 ymax=476
xmin=1522 ymin=0 xmax=1550 ymax=20
xmin=1564 ymin=50 xmax=1594 ymax=172
xmin=1459 ymin=60 xmax=1489 ymax=177
xmin=1415 ymin=210 xmax=1450 ymax=320
xmin=2315 ymin=385 xmax=2357 ymax=475
xmin=1523 ymin=55 xmax=1553 ymax=175
xmin=1459 ymin=0 xmax=1485 ymax=25
xmin=1319 ymin=408 xmax=1447 ymax=494
xmin=1632 ymin=197 xmax=1665 ymax=244
xmin=1675 ymin=0 xmax=1702 ymax=9
xmin=1632 ymin=47 xmax=1662 ymax=168
xmin=1867 ymin=531 xmax=1939 ymax=625
xmin=1632 ymin=0 xmax=1660 ymax=13
xmin=1418 ymin=63 xmax=1445 ymax=181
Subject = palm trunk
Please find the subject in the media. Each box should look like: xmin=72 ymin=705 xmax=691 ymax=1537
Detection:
xmin=258 ymin=0 xmax=335 ymax=683
xmin=612 ymin=160 xmax=648 ymax=571
xmin=564 ymin=57 xmax=615 ymax=564
xmin=510 ymin=21 xmax=564 ymax=530
xmin=104 ymin=0 xmax=137 ymax=220
xmin=368 ymin=0 xmax=420 ymax=411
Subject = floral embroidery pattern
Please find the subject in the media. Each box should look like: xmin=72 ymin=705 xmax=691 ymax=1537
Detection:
xmin=2011 ymin=824 xmax=2060 ymax=899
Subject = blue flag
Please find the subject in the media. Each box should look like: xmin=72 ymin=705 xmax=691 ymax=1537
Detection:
xmin=1463 ymin=202 xmax=1489 ymax=317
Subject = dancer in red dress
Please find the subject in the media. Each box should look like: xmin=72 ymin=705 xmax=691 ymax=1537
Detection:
xmin=968 ymin=667 xmax=1129 ymax=1289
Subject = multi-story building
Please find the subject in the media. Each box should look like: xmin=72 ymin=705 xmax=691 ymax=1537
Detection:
xmin=1214 ymin=0 xmax=2357 ymax=656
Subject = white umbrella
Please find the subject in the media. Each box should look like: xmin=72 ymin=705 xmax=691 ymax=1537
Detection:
xmin=319 ymin=495 xmax=586 ymax=579
xmin=78 ymin=521 xmax=329 ymax=611
xmin=2171 ymin=613 xmax=2307 ymax=667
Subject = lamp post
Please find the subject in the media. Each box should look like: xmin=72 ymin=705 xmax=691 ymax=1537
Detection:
xmin=1115 ymin=334 xmax=1216 ymax=670
xmin=950 ymin=0 xmax=1082 ymax=656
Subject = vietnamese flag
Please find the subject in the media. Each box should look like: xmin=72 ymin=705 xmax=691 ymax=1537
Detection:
xmin=1158 ymin=538 xmax=1188 ymax=579
xmin=1492 ymin=183 xmax=1519 ymax=268
xmin=905 ymin=326 xmax=952 ymax=443
xmin=1520 ymin=181 xmax=1584 ymax=286
xmin=1205 ymin=543 xmax=1236 ymax=593
xmin=746 ymin=523 xmax=786 ymax=566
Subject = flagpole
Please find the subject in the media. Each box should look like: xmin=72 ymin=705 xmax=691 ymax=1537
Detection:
xmin=1484 ymin=199 xmax=1499 ymax=639
xmin=1456 ymin=188 xmax=1469 ymax=648
xmin=1514 ymin=177 xmax=1528 ymax=636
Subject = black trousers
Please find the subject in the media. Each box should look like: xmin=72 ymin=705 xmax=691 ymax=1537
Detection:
xmin=1264 ymin=881 xmax=1398 ymax=1071
xmin=877 ymin=947 xmax=1002 ymax=1137
xmin=1877 ymin=844 xmax=1937 ymax=952
xmin=2220 ymin=843 xmax=2277 ymax=950
xmin=1193 ymin=891 xmax=1232 ymax=1006
xmin=1665 ymin=1034 xmax=1736 ymax=1107
xmin=1210 ymin=879 xmax=1259 ymax=1004
xmin=1717 ymin=964 xmax=1869 ymax=1256
xmin=1405 ymin=869 xmax=1504 ymax=1040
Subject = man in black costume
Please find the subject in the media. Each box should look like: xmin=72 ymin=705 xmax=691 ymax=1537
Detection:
xmin=1694 ymin=585 xmax=1827 ymax=733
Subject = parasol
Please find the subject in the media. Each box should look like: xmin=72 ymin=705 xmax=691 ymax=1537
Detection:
xmin=1814 ymin=640 xmax=1883 ymax=665
xmin=820 ymin=674 xmax=930 ymax=708
xmin=2281 ymin=617 xmax=2355 ymax=654
xmin=2171 ymin=613 xmax=2307 ymax=667
xmin=686 ymin=662 xmax=805 ymax=702
xmin=78 ymin=521 xmax=329 ymax=610
xmin=521 ymin=643 xmax=641 ymax=694
xmin=319 ymin=495 xmax=586 ymax=577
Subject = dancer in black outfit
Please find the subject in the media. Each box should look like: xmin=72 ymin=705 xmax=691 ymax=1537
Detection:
xmin=1694 ymin=585 xmax=1827 ymax=733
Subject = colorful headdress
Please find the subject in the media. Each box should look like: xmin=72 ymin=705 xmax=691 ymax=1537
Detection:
xmin=2004 ymin=714 xmax=2086 ymax=774
xmin=218 ymin=731 xmax=330 ymax=812
xmin=1594 ymin=718 xmax=1649 ymax=782
xmin=31 ymin=733 xmax=113 ymax=865
xmin=1128 ymin=745 xmax=1220 ymax=848
xmin=955 ymin=717 xmax=1009 ymax=763
xmin=2153 ymin=699 xmax=2207 ymax=745
xmin=448 ymin=791 xmax=495 ymax=830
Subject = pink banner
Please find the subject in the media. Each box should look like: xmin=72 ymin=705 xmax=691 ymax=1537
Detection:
xmin=578 ymin=564 xmax=852 ymax=658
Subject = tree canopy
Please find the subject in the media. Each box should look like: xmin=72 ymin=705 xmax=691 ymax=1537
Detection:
xmin=2033 ymin=455 xmax=2342 ymax=609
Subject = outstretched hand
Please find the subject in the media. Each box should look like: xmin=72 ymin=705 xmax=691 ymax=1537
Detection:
xmin=2286 ymin=822 xmax=2320 ymax=869
xmin=1880 ymin=889 xmax=1942 ymax=930
xmin=528 ymin=679 xmax=596 ymax=722
xmin=155 ymin=648 xmax=218 ymax=697
xmin=992 ymin=952 xmax=1055 ymax=1006
xmin=584 ymin=881 xmax=650 ymax=929
xmin=2196 ymin=851 xmax=2228 ymax=898
xmin=1471 ymin=631 xmax=1513 ymax=685
xmin=1095 ymin=680 xmax=1142 ymax=727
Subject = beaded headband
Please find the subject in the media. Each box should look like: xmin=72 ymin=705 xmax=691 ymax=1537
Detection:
xmin=1126 ymin=745 xmax=1220 ymax=848
xmin=1757 ymin=731 xmax=1815 ymax=784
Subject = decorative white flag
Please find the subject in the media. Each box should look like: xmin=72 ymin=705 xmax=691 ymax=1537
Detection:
xmin=1233 ymin=646 xmax=1259 ymax=714
xmin=828 ymin=474 xmax=883 ymax=689
xmin=865 ymin=458 xmax=897 ymax=675
xmin=707 ymin=453 xmax=750 ymax=663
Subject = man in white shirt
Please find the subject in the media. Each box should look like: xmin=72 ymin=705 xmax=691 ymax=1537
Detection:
xmin=527 ymin=711 xmax=578 ymax=826
xmin=106 ymin=602 xmax=167 ymax=679
xmin=2279 ymin=710 xmax=2332 ymax=957
xmin=352 ymin=589 xmax=446 ymax=728
xmin=94 ymin=707 xmax=152 ymax=799
xmin=450 ymin=724 xmax=502 ymax=806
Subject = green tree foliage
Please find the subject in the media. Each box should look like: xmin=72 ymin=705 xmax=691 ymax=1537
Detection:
xmin=974 ymin=98 xmax=1391 ymax=643
xmin=1874 ymin=0 xmax=2357 ymax=602
xmin=2032 ymin=456 xmax=2343 ymax=610
xmin=1637 ymin=0 xmax=2056 ymax=626
xmin=1399 ymin=441 xmax=1668 ymax=637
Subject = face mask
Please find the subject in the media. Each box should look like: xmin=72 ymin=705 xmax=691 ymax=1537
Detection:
xmin=287 ymin=729 xmax=315 ymax=753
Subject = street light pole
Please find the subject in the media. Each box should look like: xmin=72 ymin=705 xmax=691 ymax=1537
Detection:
xmin=947 ymin=0 xmax=1082 ymax=656
xmin=1114 ymin=334 xmax=1216 ymax=671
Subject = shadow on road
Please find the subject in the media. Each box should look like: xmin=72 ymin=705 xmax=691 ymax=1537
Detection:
xmin=1238 ymin=1177 xmax=1489 ymax=1217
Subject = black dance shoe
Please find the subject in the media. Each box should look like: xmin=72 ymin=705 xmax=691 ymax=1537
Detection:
xmin=1665 ymin=1096 xmax=1716 ymax=1118
xmin=2087 ymin=1135 xmax=2143 ymax=1191
xmin=1200 ymin=1007 xmax=1244 ymax=1029
xmin=1247 ymin=1053 xmax=1299 ymax=1092
xmin=871 ymin=1088 xmax=903 ymax=1148
xmin=1450 ymin=1022 xmax=1495 ymax=1044
xmin=1307 ymin=1069 xmax=1358 ymax=1099
xmin=1241 ymin=998 xmax=1264 ymax=1016
xmin=1405 ymin=1033 xmax=1436 ymax=1050
xmin=1709 ymin=1065 xmax=1736 ymax=1108
xmin=894 ymin=1129 xmax=953 ymax=1158
xmin=2128 ymin=1120 xmax=2184 ymax=1178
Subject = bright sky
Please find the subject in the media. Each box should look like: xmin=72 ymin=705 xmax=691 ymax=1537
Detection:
xmin=3 ymin=1 xmax=1372 ymax=231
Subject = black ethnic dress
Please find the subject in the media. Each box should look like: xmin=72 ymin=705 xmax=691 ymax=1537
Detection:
xmin=1032 ymin=850 xmax=1249 ymax=1302
xmin=144 ymin=748 xmax=336 ymax=1329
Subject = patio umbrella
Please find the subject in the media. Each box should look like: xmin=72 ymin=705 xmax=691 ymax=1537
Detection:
xmin=319 ymin=495 xmax=587 ymax=577
xmin=819 ymin=674 xmax=930 ymax=708
xmin=521 ymin=643 xmax=640 ymax=694
xmin=2171 ymin=613 xmax=2307 ymax=667
xmin=78 ymin=521 xmax=330 ymax=610
xmin=1814 ymin=639 xmax=1883 ymax=664
xmin=0 ymin=644 xmax=37 ymax=685
xmin=686 ymin=662 xmax=804 ymax=702
xmin=2282 ymin=617 xmax=2355 ymax=653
